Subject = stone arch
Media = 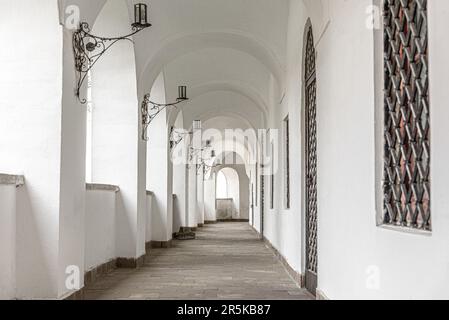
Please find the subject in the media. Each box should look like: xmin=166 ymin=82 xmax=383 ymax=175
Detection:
xmin=213 ymin=152 xmax=250 ymax=221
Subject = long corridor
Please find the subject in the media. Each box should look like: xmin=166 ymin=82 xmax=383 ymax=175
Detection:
xmin=84 ymin=223 xmax=312 ymax=300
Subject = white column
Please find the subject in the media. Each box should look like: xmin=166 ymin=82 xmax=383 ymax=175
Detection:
xmin=187 ymin=164 xmax=198 ymax=228
xmin=146 ymin=73 xmax=173 ymax=243
xmin=90 ymin=0 xmax=144 ymax=261
xmin=58 ymin=27 xmax=87 ymax=297
xmin=204 ymin=172 xmax=217 ymax=222
xmin=0 ymin=0 xmax=78 ymax=299
xmin=172 ymin=144 xmax=188 ymax=232
xmin=197 ymin=167 xmax=205 ymax=226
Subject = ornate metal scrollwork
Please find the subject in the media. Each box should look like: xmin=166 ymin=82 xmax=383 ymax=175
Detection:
xmin=141 ymin=91 xmax=189 ymax=141
xmin=72 ymin=22 xmax=150 ymax=104
xmin=170 ymin=127 xmax=191 ymax=150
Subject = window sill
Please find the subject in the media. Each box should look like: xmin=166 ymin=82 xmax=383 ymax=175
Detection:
xmin=0 ymin=174 xmax=25 ymax=187
xmin=378 ymin=224 xmax=432 ymax=237
xmin=86 ymin=183 xmax=120 ymax=193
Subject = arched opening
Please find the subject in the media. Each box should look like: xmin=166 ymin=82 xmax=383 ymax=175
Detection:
xmin=215 ymin=168 xmax=240 ymax=220
xmin=171 ymin=111 xmax=188 ymax=235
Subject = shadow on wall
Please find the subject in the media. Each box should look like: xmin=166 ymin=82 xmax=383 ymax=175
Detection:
xmin=15 ymin=185 xmax=54 ymax=299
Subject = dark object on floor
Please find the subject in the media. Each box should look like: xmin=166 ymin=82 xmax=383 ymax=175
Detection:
xmin=175 ymin=227 xmax=196 ymax=240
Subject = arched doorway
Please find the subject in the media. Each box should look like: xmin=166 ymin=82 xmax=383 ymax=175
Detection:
xmin=303 ymin=22 xmax=318 ymax=296
xmin=216 ymin=168 xmax=240 ymax=220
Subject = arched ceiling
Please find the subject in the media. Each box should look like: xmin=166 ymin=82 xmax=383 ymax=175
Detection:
xmin=203 ymin=116 xmax=251 ymax=133
xmin=69 ymin=0 xmax=292 ymax=139
xmin=135 ymin=0 xmax=289 ymax=87
xmin=163 ymin=48 xmax=272 ymax=108
xmin=131 ymin=0 xmax=290 ymax=131
xmin=181 ymin=91 xmax=265 ymax=130
xmin=138 ymin=31 xmax=285 ymax=95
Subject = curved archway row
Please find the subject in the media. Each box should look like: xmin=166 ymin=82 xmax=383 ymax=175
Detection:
xmin=138 ymin=31 xmax=285 ymax=98
xmin=167 ymin=82 xmax=269 ymax=129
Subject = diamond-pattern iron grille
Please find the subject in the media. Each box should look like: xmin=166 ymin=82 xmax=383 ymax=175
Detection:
xmin=305 ymin=27 xmax=318 ymax=275
xmin=383 ymin=0 xmax=430 ymax=231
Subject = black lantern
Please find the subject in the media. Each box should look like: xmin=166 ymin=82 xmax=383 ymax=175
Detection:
xmin=178 ymin=86 xmax=188 ymax=101
xmin=72 ymin=3 xmax=152 ymax=103
xmin=140 ymin=86 xmax=190 ymax=141
xmin=193 ymin=120 xmax=202 ymax=131
xmin=132 ymin=3 xmax=152 ymax=29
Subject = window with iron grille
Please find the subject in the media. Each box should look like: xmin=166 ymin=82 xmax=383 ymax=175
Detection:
xmin=256 ymin=164 xmax=259 ymax=206
xmin=284 ymin=116 xmax=291 ymax=209
xmin=382 ymin=0 xmax=430 ymax=231
xmin=270 ymin=142 xmax=275 ymax=210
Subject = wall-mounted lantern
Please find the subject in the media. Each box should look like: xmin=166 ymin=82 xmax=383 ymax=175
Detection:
xmin=141 ymin=86 xmax=189 ymax=141
xmin=73 ymin=3 xmax=152 ymax=104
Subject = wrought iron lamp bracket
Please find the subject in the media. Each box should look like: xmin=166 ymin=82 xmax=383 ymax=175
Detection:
xmin=170 ymin=127 xmax=192 ymax=150
xmin=73 ymin=22 xmax=150 ymax=104
xmin=141 ymin=95 xmax=189 ymax=141
xmin=194 ymin=150 xmax=216 ymax=175
xmin=189 ymin=145 xmax=209 ymax=163
xmin=203 ymin=163 xmax=218 ymax=174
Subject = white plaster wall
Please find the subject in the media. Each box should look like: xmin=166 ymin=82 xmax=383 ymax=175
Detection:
xmin=147 ymin=73 xmax=173 ymax=241
xmin=172 ymin=112 xmax=188 ymax=232
xmin=0 ymin=0 xmax=63 ymax=299
xmin=204 ymin=173 xmax=217 ymax=222
xmin=197 ymin=168 xmax=205 ymax=225
xmin=235 ymin=166 xmax=249 ymax=220
xmin=145 ymin=193 xmax=153 ymax=243
xmin=187 ymin=163 xmax=199 ymax=228
xmin=0 ymin=185 xmax=16 ymax=299
xmin=235 ymin=166 xmax=250 ymax=220
xmin=252 ymin=171 xmax=263 ymax=234
xmin=313 ymin=0 xmax=449 ymax=300
xmin=58 ymin=27 xmax=88 ymax=298
xmin=91 ymin=0 xmax=143 ymax=259
xmin=85 ymin=190 xmax=116 ymax=271
xmin=261 ymin=0 xmax=320 ymax=283
xmin=172 ymin=163 xmax=188 ymax=232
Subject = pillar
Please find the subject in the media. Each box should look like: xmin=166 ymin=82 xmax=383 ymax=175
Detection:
xmin=204 ymin=172 xmax=217 ymax=222
xmin=90 ymin=0 xmax=145 ymax=263
xmin=197 ymin=167 xmax=205 ymax=226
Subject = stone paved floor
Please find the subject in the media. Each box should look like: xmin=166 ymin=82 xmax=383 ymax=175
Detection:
xmin=84 ymin=222 xmax=313 ymax=300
